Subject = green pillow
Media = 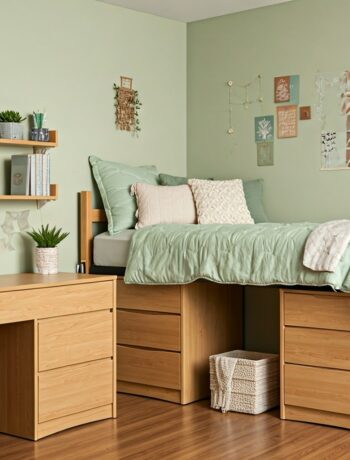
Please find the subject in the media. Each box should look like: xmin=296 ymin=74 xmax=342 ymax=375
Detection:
xmin=242 ymin=179 xmax=269 ymax=223
xmin=159 ymin=173 xmax=187 ymax=186
xmin=89 ymin=155 xmax=159 ymax=234
xmin=159 ymin=173 xmax=269 ymax=223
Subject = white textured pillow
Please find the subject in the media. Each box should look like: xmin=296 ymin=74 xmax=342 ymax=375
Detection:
xmin=188 ymin=179 xmax=254 ymax=224
xmin=131 ymin=183 xmax=197 ymax=229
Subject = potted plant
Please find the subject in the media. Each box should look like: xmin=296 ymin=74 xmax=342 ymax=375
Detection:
xmin=27 ymin=224 xmax=69 ymax=274
xmin=0 ymin=110 xmax=27 ymax=140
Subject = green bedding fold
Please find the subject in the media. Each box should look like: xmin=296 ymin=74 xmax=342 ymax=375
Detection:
xmin=124 ymin=223 xmax=350 ymax=291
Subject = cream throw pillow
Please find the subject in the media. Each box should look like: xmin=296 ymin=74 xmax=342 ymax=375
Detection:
xmin=188 ymin=179 xmax=254 ymax=224
xmin=131 ymin=183 xmax=197 ymax=229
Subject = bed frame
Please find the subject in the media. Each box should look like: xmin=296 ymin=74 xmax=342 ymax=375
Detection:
xmin=79 ymin=190 xmax=350 ymax=425
xmin=80 ymin=191 xmax=107 ymax=274
xmin=79 ymin=190 xmax=243 ymax=404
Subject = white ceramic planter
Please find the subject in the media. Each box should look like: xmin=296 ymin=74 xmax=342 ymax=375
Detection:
xmin=35 ymin=247 xmax=58 ymax=274
xmin=0 ymin=122 xmax=23 ymax=140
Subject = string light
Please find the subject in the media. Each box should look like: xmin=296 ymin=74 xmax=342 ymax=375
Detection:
xmin=227 ymin=74 xmax=263 ymax=135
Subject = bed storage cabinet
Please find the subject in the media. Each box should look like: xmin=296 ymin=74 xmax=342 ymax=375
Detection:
xmin=117 ymin=279 xmax=243 ymax=404
xmin=280 ymin=289 xmax=350 ymax=429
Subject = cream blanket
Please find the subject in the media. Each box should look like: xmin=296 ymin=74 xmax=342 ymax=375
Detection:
xmin=303 ymin=220 xmax=350 ymax=272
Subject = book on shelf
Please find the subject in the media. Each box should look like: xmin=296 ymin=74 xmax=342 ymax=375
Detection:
xmin=11 ymin=155 xmax=30 ymax=195
xmin=11 ymin=152 xmax=51 ymax=197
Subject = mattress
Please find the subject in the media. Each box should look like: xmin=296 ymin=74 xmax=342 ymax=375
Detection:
xmin=93 ymin=230 xmax=135 ymax=268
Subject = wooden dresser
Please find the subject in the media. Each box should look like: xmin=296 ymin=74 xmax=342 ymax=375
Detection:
xmin=117 ymin=279 xmax=243 ymax=404
xmin=0 ymin=273 xmax=116 ymax=440
xmin=280 ymin=289 xmax=350 ymax=429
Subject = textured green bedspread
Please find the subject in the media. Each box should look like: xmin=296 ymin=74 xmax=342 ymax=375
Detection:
xmin=124 ymin=223 xmax=350 ymax=291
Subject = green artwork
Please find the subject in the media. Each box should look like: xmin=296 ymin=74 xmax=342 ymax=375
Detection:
xmin=255 ymin=115 xmax=274 ymax=142
xmin=289 ymin=75 xmax=300 ymax=105
xmin=257 ymin=142 xmax=274 ymax=166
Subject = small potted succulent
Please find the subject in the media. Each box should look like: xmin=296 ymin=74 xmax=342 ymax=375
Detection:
xmin=27 ymin=224 xmax=69 ymax=274
xmin=0 ymin=110 xmax=27 ymax=140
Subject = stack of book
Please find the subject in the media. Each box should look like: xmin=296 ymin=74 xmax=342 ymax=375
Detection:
xmin=11 ymin=152 xmax=51 ymax=196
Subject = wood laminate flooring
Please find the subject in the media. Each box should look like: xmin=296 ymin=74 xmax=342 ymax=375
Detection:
xmin=0 ymin=394 xmax=349 ymax=460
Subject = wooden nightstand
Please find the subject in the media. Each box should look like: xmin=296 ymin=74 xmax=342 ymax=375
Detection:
xmin=0 ymin=273 xmax=117 ymax=440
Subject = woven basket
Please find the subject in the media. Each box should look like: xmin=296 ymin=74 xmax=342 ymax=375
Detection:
xmin=210 ymin=350 xmax=279 ymax=415
xmin=34 ymin=247 xmax=58 ymax=274
xmin=0 ymin=122 xmax=23 ymax=140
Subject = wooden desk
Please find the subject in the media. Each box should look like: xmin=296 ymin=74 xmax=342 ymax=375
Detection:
xmin=0 ymin=273 xmax=117 ymax=440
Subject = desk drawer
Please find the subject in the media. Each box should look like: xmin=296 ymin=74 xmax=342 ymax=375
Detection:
xmin=117 ymin=310 xmax=180 ymax=351
xmin=0 ymin=281 xmax=113 ymax=324
xmin=285 ymin=327 xmax=350 ymax=371
xmin=283 ymin=292 xmax=350 ymax=331
xmin=117 ymin=345 xmax=181 ymax=390
xmin=38 ymin=310 xmax=113 ymax=371
xmin=117 ymin=280 xmax=181 ymax=314
xmin=284 ymin=364 xmax=350 ymax=415
xmin=38 ymin=359 xmax=113 ymax=423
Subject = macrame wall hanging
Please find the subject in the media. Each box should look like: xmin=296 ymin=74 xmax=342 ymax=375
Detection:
xmin=113 ymin=76 xmax=142 ymax=134
xmin=227 ymin=74 xmax=263 ymax=135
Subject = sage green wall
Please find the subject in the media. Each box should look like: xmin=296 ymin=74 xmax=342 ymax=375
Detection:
xmin=188 ymin=0 xmax=350 ymax=223
xmin=0 ymin=0 xmax=186 ymax=274
xmin=187 ymin=0 xmax=350 ymax=353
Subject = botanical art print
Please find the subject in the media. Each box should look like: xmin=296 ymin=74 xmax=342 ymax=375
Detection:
xmin=274 ymin=76 xmax=290 ymax=103
xmin=274 ymin=75 xmax=299 ymax=104
xmin=255 ymin=116 xmax=274 ymax=142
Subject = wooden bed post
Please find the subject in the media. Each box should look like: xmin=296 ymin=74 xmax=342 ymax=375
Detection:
xmin=80 ymin=191 xmax=93 ymax=274
xmin=79 ymin=191 xmax=107 ymax=274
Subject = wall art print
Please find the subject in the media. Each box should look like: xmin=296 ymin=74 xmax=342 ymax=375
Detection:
xmin=274 ymin=76 xmax=290 ymax=103
xmin=257 ymin=142 xmax=274 ymax=166
xmin=0 ymin=210 xmax=30 ymax=251
xmin=316 ymin=70 xmax=350 ymax=169
xmin=274 ymin=75 xmax=299 ymax=104
xmin=277 ymin=105 xmax=298 ymax=138
xmin=255 ymin=115 xmax=274 ymax=142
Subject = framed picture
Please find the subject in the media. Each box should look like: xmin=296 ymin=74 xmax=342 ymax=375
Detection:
xmin=120 ymin=76 xmax=133 ymax=90
xmin=255 ymin=115 xmax=274 ymax=142
xmin=277 ymin=105 xmax=298 ymax=138
xmin=274 ymin=76 xmax=290 ymax=103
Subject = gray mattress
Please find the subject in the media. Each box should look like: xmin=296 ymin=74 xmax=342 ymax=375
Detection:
xmin=93 ymin=230 xmax=135 ymax=267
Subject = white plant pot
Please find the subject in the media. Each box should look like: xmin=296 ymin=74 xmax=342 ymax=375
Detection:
xmin=34 ymin=247 xmax=58 ymax=274
xmin=0 ymin=122 xmax=23 ymax=140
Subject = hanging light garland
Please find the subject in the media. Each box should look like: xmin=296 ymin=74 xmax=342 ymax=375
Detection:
xmin=227 ymin=74 xmax=263 ymax=135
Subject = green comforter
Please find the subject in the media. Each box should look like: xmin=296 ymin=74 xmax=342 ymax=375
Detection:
xmin=124 ymin=223 xmax=350 ymax=291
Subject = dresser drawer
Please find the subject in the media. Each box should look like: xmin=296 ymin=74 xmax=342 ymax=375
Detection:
xmin=284 ymin=364 xmax=350 ymax=415
xmin=283 ymin=292 xmax=350 ymax=331
xmin=117 ymin=310 xmax=180 ymax=351
xmin=117 ymin=345 xmax=181 ymax=390
xmin=38 ymin=359 xmax=113 ymax=423
xmin=0 ymin=281 xmax=114 ymax=324
xmin=117 ymin=280 xmax=181 ymax=314
xmin=38 ymin=310 xmax=113 ymax=371
xmin=285 ymin=327 xmax=350 ymax=371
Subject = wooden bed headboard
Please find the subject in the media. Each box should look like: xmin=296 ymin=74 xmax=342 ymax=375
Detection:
xmin=79 ymin=191 xmax=107 ymax=274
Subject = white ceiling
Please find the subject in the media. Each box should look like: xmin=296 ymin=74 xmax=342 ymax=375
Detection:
xmin=97 ymin=0 xmax=294 ymax=22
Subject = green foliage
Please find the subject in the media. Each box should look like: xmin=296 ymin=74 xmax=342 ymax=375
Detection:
xmin=0 ymin=110 xmax=26 ymax=123
xmin=27 ymin=224 xmax=69 ymax=248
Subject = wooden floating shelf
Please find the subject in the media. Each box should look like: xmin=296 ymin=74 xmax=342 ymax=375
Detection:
xmin=0 ymin=130 xmax=58 ymax=149
xmin=0 ymin=184 xmax=58 ymax=201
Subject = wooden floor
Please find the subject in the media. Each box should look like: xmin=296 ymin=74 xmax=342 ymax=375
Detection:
xmin=0 ymin=394 xmax=349 ymax=460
